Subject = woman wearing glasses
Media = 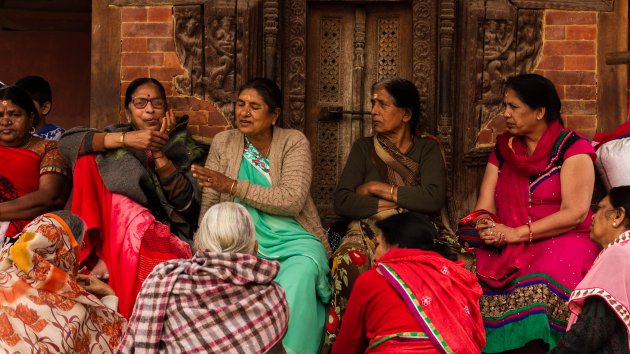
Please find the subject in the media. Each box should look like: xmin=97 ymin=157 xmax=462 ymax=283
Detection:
xmin=59 ymin=77 xmax=204 ymax=318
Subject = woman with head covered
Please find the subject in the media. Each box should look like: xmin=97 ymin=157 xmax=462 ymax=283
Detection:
xmin=0 ymin=211 xmax=126 ymax=353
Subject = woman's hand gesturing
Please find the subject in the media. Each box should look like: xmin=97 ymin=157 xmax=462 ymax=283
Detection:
xmin=191 ymin=164 xmax=233 ymax=194
xmin=122 ymin=109 xmax=177 ymax=151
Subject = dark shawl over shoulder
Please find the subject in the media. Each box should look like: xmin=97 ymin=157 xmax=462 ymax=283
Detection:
xmin=59 ymin=116 xmax=207 ymax=240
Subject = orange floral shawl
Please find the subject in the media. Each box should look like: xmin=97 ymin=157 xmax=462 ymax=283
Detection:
xmin=0 ymin=213 xmax=126 ymax=353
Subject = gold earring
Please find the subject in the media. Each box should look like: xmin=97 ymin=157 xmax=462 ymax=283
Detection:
xmin=29 ymin=126 xmax=36 ymax=135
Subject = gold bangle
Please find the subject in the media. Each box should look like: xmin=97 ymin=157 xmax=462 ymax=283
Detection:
xmin=389 ymin=184 xmax=396 ymax=200
xmin=229 ymin=180 xmax=238 ymax=195
xmin=527 ymin=218 xmax=533 ymax=243
xmin=120 ymin=132 xmax=126 ymax=147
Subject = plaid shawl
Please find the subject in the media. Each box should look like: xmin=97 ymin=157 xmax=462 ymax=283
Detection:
xmin=118 ymin=251 xmax=289 ymax=353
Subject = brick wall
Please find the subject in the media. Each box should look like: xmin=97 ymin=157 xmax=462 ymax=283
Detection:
xmin=120 ymin=6 xmax=229 ymax=144
xmin=476 ymin=10 xmax=600 ymax=147
xmin=119 ymin=7 xmax=601 ymax=143
xmin=536 ymin=11 xmax=598 ymax=138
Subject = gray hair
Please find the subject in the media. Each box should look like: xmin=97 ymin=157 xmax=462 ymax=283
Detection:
xmin=195 ymin=202 xmax=256 ymax=255
xmin=49 ymin=210 xmax=85 ymax=246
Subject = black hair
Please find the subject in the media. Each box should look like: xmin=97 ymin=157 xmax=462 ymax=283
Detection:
xmin=124 ymin=78 xmax=168 ymax=111
xmin=14 ymin=75 xmax=52 ymax=106
xmin=505 ymin=73 xmax=563 ymax=125
xmin=609 ymin=185 xmax=630 ymax=228
xmin=0 ymin=85 xmax=40 ymax=127
xmin=238 ymin=77 xmax=282 ymax=114
xmin=372 ymin=78 xmax=421 ymax=133
xmin=375 ymin=212 xmax=456 ymax=261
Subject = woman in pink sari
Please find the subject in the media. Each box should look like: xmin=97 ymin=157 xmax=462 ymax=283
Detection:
xmin=552 ymin=185 xmax=630 ymax=353
xmin=59 ymin=78 xmax=202 ymax=318
xmin=471 ymin=74 xmax=599 ymax=353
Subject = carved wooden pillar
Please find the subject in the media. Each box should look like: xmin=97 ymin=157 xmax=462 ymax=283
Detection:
xmin=412 ymin=0 xmax=437 ymax=134
xmin=263 ymin=1 xmax=279 ymax=81
xmin=438 ymin=0 xmax=456 ymax=212
xmin=283 ymin=0 xmax=307 ymax=131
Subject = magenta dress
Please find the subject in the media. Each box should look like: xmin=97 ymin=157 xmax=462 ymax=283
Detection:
xmin=477 ymin=131 xmax=599 ymax=353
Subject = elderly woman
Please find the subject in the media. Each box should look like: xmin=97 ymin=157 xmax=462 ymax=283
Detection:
xmin=326 ymin=78 xmax=447 ymax=345
xmin=59 ymin=78 xmax=201 ymax=318
xmin=0 ymin=86 xmax=70 ymax=242
xmin=332 ymin=212 xmax=485 ymax=353
xmin=470 ymin=74 xmax=599 ymax=352
xmin=120 ymin=202 xmax=289 ymax=353
xmin=191 ymin=78 xmax=330 ymax=354
xmin=552 ymin=185 xmax=630 ymax=353
xmin=0 ymin=211 xmax=126 ymax=353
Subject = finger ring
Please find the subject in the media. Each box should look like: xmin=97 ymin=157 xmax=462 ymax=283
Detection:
xmin=166 ymin=129 xmax=171 ymax=133
xmin=207 ymin=177 xmax=211 ymax=182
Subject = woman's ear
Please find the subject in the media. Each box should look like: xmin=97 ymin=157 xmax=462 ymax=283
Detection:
xmin=272 ymin=107 xmax=281 ymax=125
xmin=536 ymin=107 xmax=546 ymax=121
xmin=617 ymin=207 xmax=626 ymax=224
xmin=403 ymin=108 xmax=412 ymax=123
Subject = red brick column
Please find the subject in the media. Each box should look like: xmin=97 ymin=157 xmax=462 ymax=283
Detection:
xmin=120 ymin=6 xmax=229 ymax=143
xmin=536 ymin=11 xmax=598 ymax=138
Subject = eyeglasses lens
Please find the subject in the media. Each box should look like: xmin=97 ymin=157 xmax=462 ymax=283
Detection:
xmin=132 ymin=98 xmax=165 ymax=109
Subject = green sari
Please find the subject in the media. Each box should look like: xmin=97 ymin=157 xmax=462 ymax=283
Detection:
xmin=236 ymin=139 xmax=330 ymax=354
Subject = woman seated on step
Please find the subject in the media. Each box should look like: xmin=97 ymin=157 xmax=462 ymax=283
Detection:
xmin=325 ymin=78 xmax=447 ymax=347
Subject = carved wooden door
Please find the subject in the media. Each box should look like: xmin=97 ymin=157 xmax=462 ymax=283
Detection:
xmin=305 ymin=2 xmax=413 ymax=218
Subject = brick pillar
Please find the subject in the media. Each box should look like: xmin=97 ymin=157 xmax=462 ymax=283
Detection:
xmin=536 ymin=11 xmax=598 ymax=137
xmin=120 ymin=6 xmax=230 ymax=143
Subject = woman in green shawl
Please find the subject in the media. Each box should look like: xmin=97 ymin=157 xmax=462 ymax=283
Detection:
xmin=191 ymin=78 xmax=331 ymax=354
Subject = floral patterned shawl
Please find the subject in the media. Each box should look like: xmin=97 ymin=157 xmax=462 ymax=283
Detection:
xmin=0 ymin=213 xmax=126 ymax=353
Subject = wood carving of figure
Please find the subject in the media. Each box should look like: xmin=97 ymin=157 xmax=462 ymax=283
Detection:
xmin=174 ymin=10 xmax=203 ymax=95
xmin=207 ymin=16 xmax=235 ymax=103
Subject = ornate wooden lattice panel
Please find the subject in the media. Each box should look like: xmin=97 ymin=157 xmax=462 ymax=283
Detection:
xmin=377 ymin=17 xmax=400 ymax=80
xmin=319 ymin=18 xmax=343 ymax=104
xmin=313 ymin=122 xmax=340 ymax=207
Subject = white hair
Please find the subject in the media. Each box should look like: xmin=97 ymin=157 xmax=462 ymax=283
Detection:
xmin=195 ymin=202 xmax=256 ymax=255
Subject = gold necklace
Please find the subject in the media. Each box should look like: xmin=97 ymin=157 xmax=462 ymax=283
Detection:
xmin=262 ymin=144 xmax=271 ymax=158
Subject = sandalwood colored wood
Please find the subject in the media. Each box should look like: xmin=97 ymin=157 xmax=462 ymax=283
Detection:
xmin=91 ymin=0 xmax=122 ymax=128
xmin=597 ymin=0 xmax=627 ymax=134
xmin=605 ymin=51 xmax=630 ymax=65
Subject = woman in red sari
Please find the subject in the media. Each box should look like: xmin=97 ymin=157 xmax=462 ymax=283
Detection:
xmin=471 ymin=74 xmax=599 ymax=353
xmin=0 ymin=86 xmax=70 ymax=242
xmin=59 ymin=78 xmax=202 ymax=318
xmin=332 ymin=212 xmax=485 ymax=353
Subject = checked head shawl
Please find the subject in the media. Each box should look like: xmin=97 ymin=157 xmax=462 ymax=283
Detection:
xmin=0 ymin=212 xmax=126 ymax=353
xmin=119 ymin=251 xmax=289 ymax=353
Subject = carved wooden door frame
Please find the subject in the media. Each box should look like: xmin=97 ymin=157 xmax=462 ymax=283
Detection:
xmin=282 ymin=0 xmax=440 ymax=135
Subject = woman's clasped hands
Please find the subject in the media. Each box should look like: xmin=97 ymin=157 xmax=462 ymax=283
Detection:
xmin=475 ymin=218 xmax=518 ymax=247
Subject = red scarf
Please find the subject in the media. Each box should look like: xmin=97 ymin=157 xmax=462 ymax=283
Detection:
xmin=0 ymin=146 xmax=40 ymax=237
xmin=477 ymin=121 xmax=563 ymax=285
xmin=377 ymin=248 xmax=486 ymax=353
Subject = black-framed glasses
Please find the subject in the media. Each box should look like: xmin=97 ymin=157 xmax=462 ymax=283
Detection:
xmin=131 ymin=97 xmax=166 ymax=109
